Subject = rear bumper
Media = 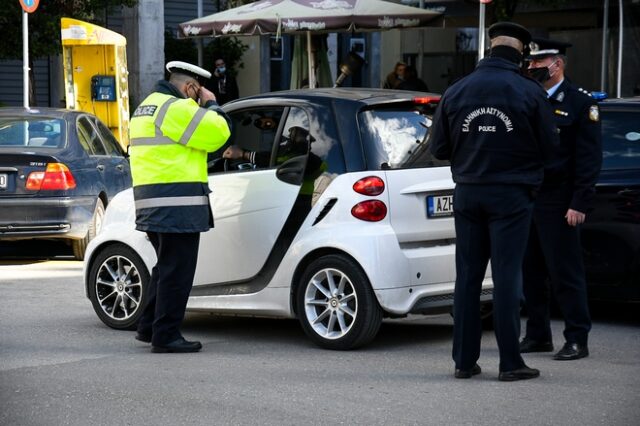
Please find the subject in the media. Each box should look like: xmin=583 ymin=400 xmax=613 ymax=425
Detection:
xmin=0 ymin=196 xmax=95 ymax=240
xmin=375 ymin=279 xmax=494 ymax=316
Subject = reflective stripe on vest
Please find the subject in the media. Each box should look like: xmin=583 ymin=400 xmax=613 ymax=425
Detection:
xmin=130 ymin=98 xmax=178 ymax=147
xmin=130 ymin=98 xmax=210 ymax=147
xmin=134 ymin=195 xmax=209 ymax=210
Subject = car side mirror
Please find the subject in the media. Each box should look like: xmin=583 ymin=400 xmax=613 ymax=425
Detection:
xmin=276 ymin=155 xmax=306 ymax=185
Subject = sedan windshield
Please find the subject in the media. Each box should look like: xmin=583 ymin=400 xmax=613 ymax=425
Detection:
xmin=0 ymin=117 xmax=66 ymax=149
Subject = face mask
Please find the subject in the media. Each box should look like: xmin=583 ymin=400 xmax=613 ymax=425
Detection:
xmin=217 ymin=66 xmax=226 ymax=74
xmin=528 ymin=61 xmax=557 ymax=83
xmin=528 ymin=66 xmax=550 ymax=83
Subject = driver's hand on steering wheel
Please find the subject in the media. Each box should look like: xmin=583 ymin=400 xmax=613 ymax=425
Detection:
xmin=222 ymin=145 xmax=244 ymax=160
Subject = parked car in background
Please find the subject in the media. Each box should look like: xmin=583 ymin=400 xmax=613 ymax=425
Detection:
xmin=0 ymin=108 xmax=131 ymax=259
xmin=83 ymin=88 xmax=494 ymax=350
xmin=582 ymin=97 xmax=640 ymax=302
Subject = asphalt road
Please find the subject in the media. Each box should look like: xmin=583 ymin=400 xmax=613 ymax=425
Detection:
xmin=1 ymin=252 xmax=639 ymax=426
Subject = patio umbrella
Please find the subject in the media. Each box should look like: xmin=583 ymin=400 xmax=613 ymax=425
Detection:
xmin=179 ymin=0 xmax=442 ymax=88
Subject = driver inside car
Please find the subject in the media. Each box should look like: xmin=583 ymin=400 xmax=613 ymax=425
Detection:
xmin=222 ymin=125 xmax=316 ymax=169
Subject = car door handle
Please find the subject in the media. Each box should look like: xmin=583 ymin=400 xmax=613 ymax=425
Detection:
xmin=96 ymin=165 xmax=105 ymax=171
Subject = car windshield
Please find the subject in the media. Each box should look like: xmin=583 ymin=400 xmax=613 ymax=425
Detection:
xmin=358 ymin=105 xmax=449 ymax=170
xmin=601 ymin=109 xmax=640 ymax=170
xmin=0 ymin=117 xmax=66 ymax=149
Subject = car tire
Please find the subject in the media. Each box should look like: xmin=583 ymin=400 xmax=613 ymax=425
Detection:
xmin=72 ymin=198 xmax=105 ymax=260
xmin=88 ymin=243 xmax=149 ymax=330
xmin=296 ymin=254 xmax=382 ymax=350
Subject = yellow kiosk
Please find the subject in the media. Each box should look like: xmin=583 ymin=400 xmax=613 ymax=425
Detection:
xmin=61 ymin=18 xmax=130 ymax=148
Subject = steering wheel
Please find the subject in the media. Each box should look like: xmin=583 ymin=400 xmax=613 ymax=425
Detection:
xmin=207 ymin=157 xmax=229 ymax=173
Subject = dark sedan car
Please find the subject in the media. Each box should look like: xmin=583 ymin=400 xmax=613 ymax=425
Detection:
xmin=0 ymin=108 xmax=131 ymax=259
xmin=582 ymin=98 xmax=640 ymax=301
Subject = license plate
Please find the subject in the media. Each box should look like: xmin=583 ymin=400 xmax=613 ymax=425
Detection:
xmin=0 ymin=173 xmax=6 ymax=189
xmin=427 ymin=194 xmax=454 ymax=218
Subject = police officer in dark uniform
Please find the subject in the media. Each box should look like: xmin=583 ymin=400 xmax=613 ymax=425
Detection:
xmin=429 ymin=22 xmax=560 ymax=381
xmin=519 ymin=39 xmax=602 ymax=360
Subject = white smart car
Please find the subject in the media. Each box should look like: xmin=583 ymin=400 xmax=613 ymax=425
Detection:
xmin=83 ymin=88 xmax=493 ymax=349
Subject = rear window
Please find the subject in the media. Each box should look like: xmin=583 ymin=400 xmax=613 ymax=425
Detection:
xmin=358 ymin=105 xmax=448 ymax=170
xmin=0 ymin=117 xmax=66 ymax=149
xmin=601 ymin=108 xmax=640 ymax=170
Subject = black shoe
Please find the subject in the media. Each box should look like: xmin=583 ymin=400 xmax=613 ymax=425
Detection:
xmin=135 ymin=333 xmax=152 ymax=343
xmin=498 ymin=366 xmax=540 ymax=382
xmin=553 ymin=342 xmax=589 ymax=361
xmin=152 ymin=337 xmax=202 ymax=353
xmin=519 ymin=338 xmax=554 ymax=353
xmin=454 ymin=363 xmax=481 ymax=379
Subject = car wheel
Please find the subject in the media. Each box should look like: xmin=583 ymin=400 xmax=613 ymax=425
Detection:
xmin=296 ymin=254 xmax=382 ymax=350
xmin=72 ymin=198 xmax=105 ymax=260
xmin=88 ymin=243 xmax=149 ymax=330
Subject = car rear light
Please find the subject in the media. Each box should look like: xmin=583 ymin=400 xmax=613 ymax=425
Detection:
xmin=351 ymin=200 xmax=387 ymax=222
xmin=26 ymin=163 xmax=77 ymax=191
xmin=353 ymin=176 xmax=385 ymax=196
xmin=413 ymin=96 xmax=441 ymax=104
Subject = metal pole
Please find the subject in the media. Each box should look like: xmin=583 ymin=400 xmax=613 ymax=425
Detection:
xmin=478 ymin=2 xmax=486 ymax=61
xmin=197 ymin=0 xmax=203 ymax=67
xmin=307 ymin=31 xmax=316 ymax=88
xmin=417 ymin=0 xmax=424 ymax=81
xmin=600 ymin=0 xmax=609 ymax=91
xmin=23 ymin=10 xmax=29 ymax=109
xmin=616 ymin=0 xmax=623 ymax=98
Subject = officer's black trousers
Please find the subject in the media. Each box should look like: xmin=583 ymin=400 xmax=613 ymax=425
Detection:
xmin=137 ymin=231 xmax=200 ymax=346
xmin=452 ymin=184 xmax=533 ymax=372
xmin=522 ymin=186 xmax=591 ymax=346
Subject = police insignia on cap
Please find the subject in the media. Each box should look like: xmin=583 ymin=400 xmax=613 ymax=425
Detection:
xmin=589 ymin=105 xmax=600 ymax=122
xmin=527 ymin=38 xmax=572 ymax=59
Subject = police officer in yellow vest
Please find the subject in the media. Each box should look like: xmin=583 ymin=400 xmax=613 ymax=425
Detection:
xmin=130 ymin=61 xmax=231 ymax=353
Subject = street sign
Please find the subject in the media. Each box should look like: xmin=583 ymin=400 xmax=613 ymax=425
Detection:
xmin=19 ymin=0 xmax=39 ymax=13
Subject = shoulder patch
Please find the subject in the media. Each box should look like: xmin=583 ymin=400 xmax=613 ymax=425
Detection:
xmin=133 ymin=105 xmax=158 ymax=118
xmin=589 ymin=105 xmax=600 ymax=122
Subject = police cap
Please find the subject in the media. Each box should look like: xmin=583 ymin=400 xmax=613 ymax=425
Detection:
xmin=527 ymin=38 xmax=572 ymax=59
xmin=165 ymin=61 xmax=211 ymax=84
xmin=488 ymin=22 xmax=532 ymax=46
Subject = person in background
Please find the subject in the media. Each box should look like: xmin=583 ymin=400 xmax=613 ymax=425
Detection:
xmin=207 ymin=57 xmax=239 ymax=105
xmin=520 ymin=38 xmax=602 ymax=361
xmin=129 ymin=61 xmax=231 ymax=353
xmin=429 ymin=22 xmax=560 ymax=382
xmin=396 ymin=65 xmax=429 ymax=92
xmin=382 ymin=61 xmax=406 ymax=89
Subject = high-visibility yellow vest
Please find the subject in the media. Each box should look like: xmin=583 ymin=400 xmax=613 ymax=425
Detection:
xmin=129 ymin=91 xmax=230 ymax=232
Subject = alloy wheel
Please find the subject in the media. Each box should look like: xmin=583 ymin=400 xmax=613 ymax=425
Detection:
xmin=304 ymin=268 xmax=358 ymax=340
xmin=95 ymin=255 xmax=143 ymax=322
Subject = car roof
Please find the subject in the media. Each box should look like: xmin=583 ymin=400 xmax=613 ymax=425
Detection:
xmin=0 ymin=107 xmax=83 ymax=119
xmin=228 ymin=88 xmax=441 ymax=106
xmin=599 ymin=97 xmax=640 ymax=106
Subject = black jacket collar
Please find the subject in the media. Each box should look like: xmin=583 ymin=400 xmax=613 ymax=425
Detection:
xmin=476 ymin=57 xmax=522 ymax=73
xmin=153 ymin=80 xmax=186 ymax=99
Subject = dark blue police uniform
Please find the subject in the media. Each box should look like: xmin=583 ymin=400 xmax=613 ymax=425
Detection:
xmin=522 ymin=78 xmax=602 ymax=351
xmin=430 ymin=34 xmax=560 ymax=376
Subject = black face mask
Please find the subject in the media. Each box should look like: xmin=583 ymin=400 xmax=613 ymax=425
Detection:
xmin=528 ymin=66 xmax=551 ymax=83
